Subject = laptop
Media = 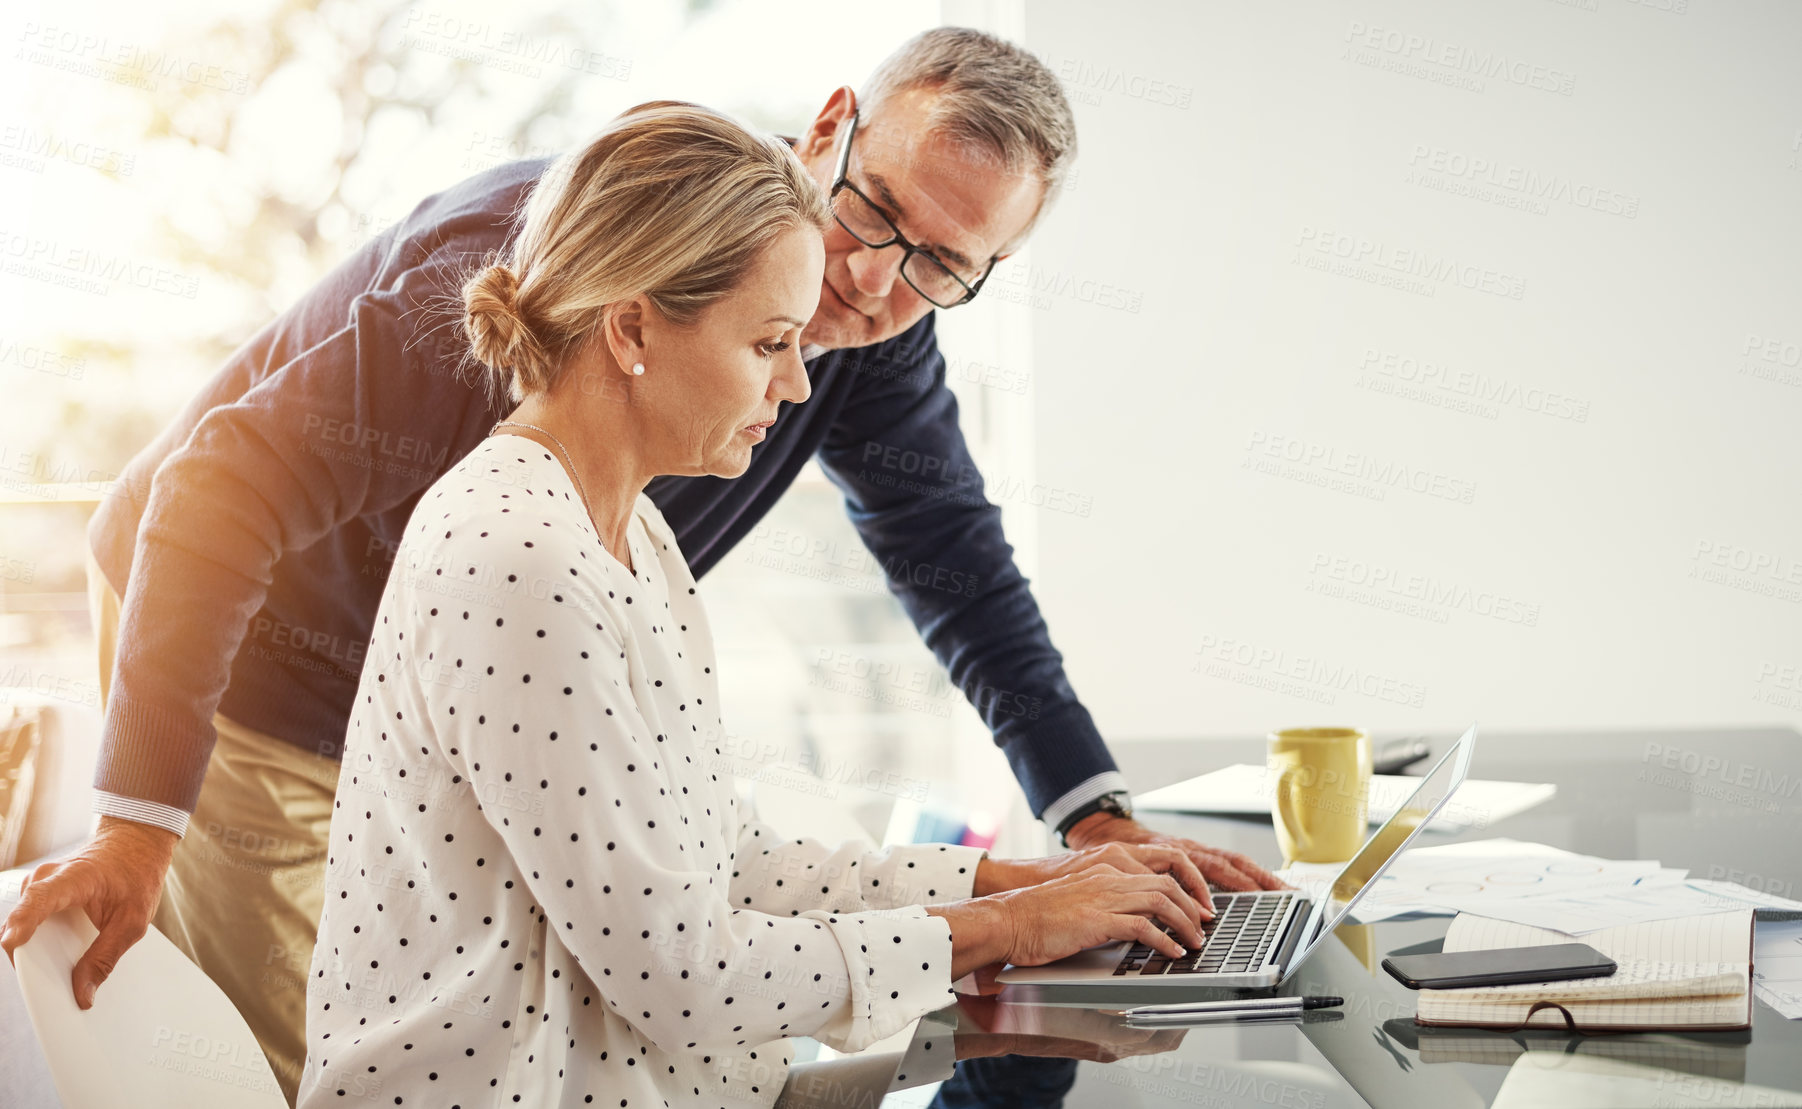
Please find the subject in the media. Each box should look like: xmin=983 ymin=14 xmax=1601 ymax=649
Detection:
xmin=996 ymin=723 xmax=1477 ymax=989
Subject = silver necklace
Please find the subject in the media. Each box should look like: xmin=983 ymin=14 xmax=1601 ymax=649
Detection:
xmin=491 ymin=419 xmax=622 ymax=565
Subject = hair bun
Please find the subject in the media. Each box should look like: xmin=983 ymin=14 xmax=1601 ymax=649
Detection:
xmin=462 ymin=262 xmax=553 ymax=392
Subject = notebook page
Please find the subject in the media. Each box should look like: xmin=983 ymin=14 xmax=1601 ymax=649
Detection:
xmin=1419 ymin=986 xmax=1752 ymax=1030
xmin=1418 ymin=911 xmax=1753 ymax=1028
xmin=1431 ymin=912 xmax=1753 ymax=1003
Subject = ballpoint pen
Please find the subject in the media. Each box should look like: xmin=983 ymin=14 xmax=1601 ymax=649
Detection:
xmin=1125 ymin=1009 xmax=1313 ymax=1026
xmin=1121 ymin=995 xmax=1344 ymax=1018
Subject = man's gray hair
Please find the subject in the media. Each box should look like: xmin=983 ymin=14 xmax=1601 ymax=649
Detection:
xmin=859 ymin=27 xmax=1076 ymax=245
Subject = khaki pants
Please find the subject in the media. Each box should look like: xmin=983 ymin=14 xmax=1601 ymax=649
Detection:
xmin=88 ymin=555 xmax=337 ymax=1108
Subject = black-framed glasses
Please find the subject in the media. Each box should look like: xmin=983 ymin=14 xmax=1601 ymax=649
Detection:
xmin=830 ymin=113 xmax=995 ymax=309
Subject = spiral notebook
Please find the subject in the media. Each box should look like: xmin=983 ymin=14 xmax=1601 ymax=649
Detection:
xmin=1414 ymin=910 xmax=1755 ymax=1032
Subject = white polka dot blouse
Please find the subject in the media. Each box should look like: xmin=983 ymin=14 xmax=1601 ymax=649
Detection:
xmin=298 ymin=437 xmax=983 ymax=1108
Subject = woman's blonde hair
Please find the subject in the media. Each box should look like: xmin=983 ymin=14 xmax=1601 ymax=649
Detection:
xmin=462 ymin=101 xmax=829 ymax=400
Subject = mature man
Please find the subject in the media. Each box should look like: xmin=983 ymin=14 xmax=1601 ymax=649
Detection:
xmin=3 ymin=26 xmax=1279 ymax=1102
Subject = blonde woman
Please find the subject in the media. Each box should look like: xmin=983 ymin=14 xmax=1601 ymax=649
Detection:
xmin=298 ymin=102 xmax=1210 ymax=1108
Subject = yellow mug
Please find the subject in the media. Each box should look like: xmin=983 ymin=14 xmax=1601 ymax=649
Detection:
xmin=1267 ymin=726 xmax=1372 ymax=865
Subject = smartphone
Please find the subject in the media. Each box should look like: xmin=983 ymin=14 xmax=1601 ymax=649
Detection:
xmin=1382 ymin=943 xmax=1616 ymax=989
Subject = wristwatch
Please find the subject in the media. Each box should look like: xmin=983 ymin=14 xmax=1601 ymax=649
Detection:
xmin=1056 ymin=791 xmax=1133 ymax=847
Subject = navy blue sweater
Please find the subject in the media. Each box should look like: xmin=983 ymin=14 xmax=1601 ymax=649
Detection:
xmin=88 ymin=156 xmax=1116 ymax=822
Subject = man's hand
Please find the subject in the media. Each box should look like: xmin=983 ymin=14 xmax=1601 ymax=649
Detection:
xmin=973 ymin=841 xmax=1214 ymax=915
xmin=0 ymin=816 xmax=179 ymax=1009
xmin=1063 ymin=813 xmax=1287 ymax=894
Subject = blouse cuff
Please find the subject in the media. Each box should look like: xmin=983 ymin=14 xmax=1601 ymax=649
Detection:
xmin=837 ymin=906 xmax=957 ymax=1051
xmin=892 ymin=1009 xmax=958 ymax=1089
xmin=861 ymin=843 xmax=987 ymax=908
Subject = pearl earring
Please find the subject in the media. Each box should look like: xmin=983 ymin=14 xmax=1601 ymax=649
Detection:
xmin=631 ymin=362 xmax=645 ymax=376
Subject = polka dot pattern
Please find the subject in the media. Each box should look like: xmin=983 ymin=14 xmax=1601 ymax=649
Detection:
xmin=299 ymin=438 xmax=980 ymax=1109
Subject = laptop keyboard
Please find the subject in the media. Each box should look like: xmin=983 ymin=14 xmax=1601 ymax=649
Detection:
xmin=1113 ymin=891 xmax=1295 ymax=976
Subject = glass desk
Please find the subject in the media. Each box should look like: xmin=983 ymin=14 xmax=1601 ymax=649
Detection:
xmin=886 ymin=725 xmax=1802 ymax=1109
xmin=4 ymin=726 xmax=1798 ymax=1107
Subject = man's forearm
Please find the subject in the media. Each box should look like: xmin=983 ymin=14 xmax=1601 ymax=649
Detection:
xmin=1036 ymin=770 xmax=1133 ymax=839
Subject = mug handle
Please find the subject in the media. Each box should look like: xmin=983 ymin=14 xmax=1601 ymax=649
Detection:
xmin=1274 ymin=763 xmax=1310 ymax=862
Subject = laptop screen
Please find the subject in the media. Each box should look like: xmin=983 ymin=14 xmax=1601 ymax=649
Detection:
xmin=1281 ymin=724 xmax=1477 ymax=976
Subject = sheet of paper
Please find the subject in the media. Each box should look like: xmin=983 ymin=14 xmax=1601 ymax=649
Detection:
xmin=1432 ymin=877 xmax=1802 ymax=936
xmin=1281 ymin=838 xmax=1801 ymax=935
xmin=1278 ymin=841 xmax=1582 ymax=922
xmin=13 ymin=906 xmax=287 ymax=1107
xmin=1752 ymin=918 xmax=1802 ymax=1020
xmin=1490 ymin=1050 xmax=1802 ymax=1109
xmin=1686 ymin=879 xmax=1802 ymax=913
xmin=1136 ymin=763 xmax=1556 ymax=829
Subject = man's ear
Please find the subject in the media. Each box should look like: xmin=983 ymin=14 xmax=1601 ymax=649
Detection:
xmin=795 ymin=86 xmax=857 ymax=162
xmin=602 ymin=297 xmax=648 ymax=374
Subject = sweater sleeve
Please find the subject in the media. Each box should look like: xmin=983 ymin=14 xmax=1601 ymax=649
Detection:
xmin=728 ymin=822 xmax=984 ymax=914
xmin=93 ymin=263 xmax=491 ymax=826
xmin=814 ymin=317 xmax=1120 ymax=819
xmin=419 ymin=531 xmax=959 ymax=1057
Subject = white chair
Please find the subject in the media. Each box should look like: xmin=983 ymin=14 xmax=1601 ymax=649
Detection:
xmin=13 ymin=905 xmax=287 ymax=1108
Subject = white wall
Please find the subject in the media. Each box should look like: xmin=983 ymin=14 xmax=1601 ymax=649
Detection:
xmin=987 ymin=1 xmax=1801 ymax=741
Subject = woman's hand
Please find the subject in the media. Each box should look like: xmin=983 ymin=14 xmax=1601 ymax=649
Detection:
xmin=974 ymin=842 xmax=1215 ymax=917
xmin=928 ymin=866 xmax=1206 ymax=979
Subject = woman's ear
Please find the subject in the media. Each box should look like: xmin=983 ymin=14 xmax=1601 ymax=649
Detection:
xmin=602 ymin=298 xmax=648 ymax=375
